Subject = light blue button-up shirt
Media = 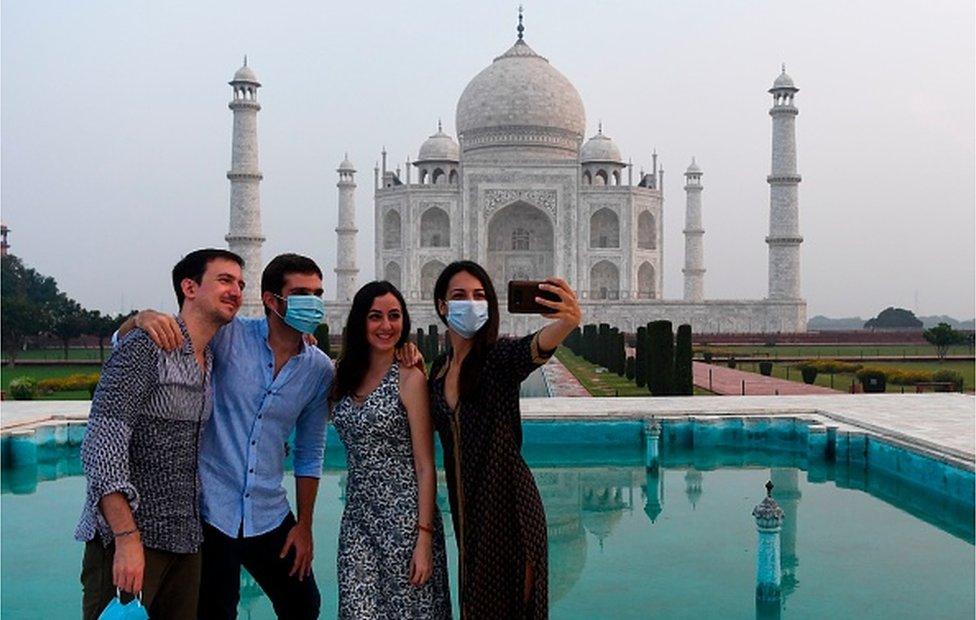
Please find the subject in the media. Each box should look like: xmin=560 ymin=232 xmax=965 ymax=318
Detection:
xmin=199 ymin=316 xmax=333 ymax=538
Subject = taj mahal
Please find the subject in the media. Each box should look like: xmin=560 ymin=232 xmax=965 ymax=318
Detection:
xmin=223 ymin=13 xmax=806 ymax=334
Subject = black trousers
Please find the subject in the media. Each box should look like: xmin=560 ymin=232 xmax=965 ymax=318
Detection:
xmin=198 ymin=512 xmax=320 ymax=619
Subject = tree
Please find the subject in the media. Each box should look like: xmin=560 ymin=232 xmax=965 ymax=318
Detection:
xmin=674 ymin=324 xmax=694 ymax=395
xmin=1 ymin=255 xmax=63 ymax=363
xmin=634 ymin=326 xmax=648 ymax=388
xmin=50 ymin=297 xmax=87 ymax=360
xmin=923 ymin=322 xmax=965 ymax=360
xmin=427 ymin=324 xmax=440 ymax=360
xmin=647 ymin=320 xmax=674 ymax=396
xmin=313 ymin=323 xmax=331 ymax=357
xmin=864 ymin=307 xmax=923 ymax=329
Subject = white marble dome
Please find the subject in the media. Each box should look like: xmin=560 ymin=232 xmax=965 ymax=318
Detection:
xmin=772 ymin=69 xmax=796 ymax=90
xmin=580 ymin=130 xmax=622 ymax=163
xmin=232 ymin=64 xmax=259 ymax=84
xmin=455 ymin=39 xmax=585 ymax=155
xmin=417 ymin=128 xmax=460 ymax=162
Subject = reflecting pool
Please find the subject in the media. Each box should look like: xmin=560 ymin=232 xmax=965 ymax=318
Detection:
xmin=1 ymin=421 xmax=973 ymax=619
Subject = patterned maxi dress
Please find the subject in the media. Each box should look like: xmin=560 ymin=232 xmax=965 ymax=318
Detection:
xmin=331 ymin=362 xmax=451 ymax=619
xmin=430 ymin=333 xmax=554 ymax=619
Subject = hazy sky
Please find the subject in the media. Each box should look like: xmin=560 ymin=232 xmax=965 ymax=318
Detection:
xmin=3 ymin=0 xmax=974 ymax=319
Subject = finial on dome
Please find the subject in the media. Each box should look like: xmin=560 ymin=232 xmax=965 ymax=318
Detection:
xmin=517 ymin=5 xmax=524 ymax=40
xmin=243 ymin=54 xmax=248 ymax=67
xmin=438 ymin=118 xmax=442 ymax=132
xmin=781 ymin=62 xmax=786 ymax=73
xmin=765 ymin=480 xmax=774 ymax=497
xmin=598 ymin=120 xmax=603 ymax=135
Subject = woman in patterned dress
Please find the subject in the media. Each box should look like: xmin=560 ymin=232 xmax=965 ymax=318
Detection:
xmin=428 ymin=261 xmax=581 ymax=619
xmin=330 ymin=281 xmax=451 ymax=619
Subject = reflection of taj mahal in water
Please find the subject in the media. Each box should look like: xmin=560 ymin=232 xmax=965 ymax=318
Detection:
xmin=224 ymin=12 xmax=808 ymax=333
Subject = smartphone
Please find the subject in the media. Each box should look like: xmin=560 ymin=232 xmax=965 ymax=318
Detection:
xmin=508 ymin=280 xmax=561 ymax=314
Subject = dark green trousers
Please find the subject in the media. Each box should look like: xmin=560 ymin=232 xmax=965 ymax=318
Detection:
xmin=80 ymin=540 xmax=201 ymax=620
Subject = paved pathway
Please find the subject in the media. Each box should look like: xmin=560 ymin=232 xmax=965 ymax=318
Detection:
xmin=541 ymin=356 xmax=590 ymax=397
xmin=694 ymin=361 xmax=840 ymax=396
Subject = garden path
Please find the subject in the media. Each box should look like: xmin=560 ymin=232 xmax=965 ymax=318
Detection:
xmin=693 ymin=361 xmax=841 ymax=396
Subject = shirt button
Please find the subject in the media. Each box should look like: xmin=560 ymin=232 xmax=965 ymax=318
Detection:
xmin=245 ymin=493 xmax=250 ymax=498
xmin=251 ymin=440 xmax=256 ymax=446
xmin=267 ymin=363 xmax=272 ymax=368
xmin=258 ymin=414 xmax=263 ymax=419
xmin=249 ymin=468 xmax=254 ymax=473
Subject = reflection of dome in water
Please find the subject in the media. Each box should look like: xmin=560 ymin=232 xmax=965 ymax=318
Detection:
xmin=547 ymin=514 xmax=587 ymax=603
xmin=581 ymin=487 xmax=627 ymax=544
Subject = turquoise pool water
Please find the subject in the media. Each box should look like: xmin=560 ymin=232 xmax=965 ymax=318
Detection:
xmin=1 ymin=420 xmax=973 ymax=619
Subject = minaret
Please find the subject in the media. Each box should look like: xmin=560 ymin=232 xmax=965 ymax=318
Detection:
xmin=682 ymin=158 xmax=705 ymax=302
xmin=335 ymin=154 xmax=359 ymax=302
xmin=226 ymin=57 xmax=265 ymax=316
xmin=766 ymin=65 xmax=802 ymax=300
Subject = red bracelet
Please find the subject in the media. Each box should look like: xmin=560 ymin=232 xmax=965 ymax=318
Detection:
xmin=417 ymin=523 xmax=434 ymax=534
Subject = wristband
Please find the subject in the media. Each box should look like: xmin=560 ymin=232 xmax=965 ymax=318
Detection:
xmin=113 ymin=528 xmax=139 ymax=539
xmin=417 ymin=523 xmax=434 ymax=535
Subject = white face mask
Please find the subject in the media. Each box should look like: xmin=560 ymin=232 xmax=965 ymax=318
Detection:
xmin=446 ymin=300 xmax=489 ymax=339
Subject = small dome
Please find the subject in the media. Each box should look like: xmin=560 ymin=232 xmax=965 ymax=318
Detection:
xmin=232 ymin=63 xmax=259 ymax=84
xmin=771 ymin=66 xmax=797 ymax=91
xmin=417 ymin=126 xmax=460 ymax=162
xmin=338 ymin=153 xmax=355 ymax=172
xmin=685 ymin=158 xmax=701 ymax=174
xmin=580 ymin=128 xmax=622 ymax=164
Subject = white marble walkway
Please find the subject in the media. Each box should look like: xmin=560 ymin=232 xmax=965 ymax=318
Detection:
xmin=3 ymin=393 xmax=973 ymax=468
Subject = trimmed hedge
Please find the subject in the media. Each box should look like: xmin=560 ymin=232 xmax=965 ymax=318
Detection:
xmin=759 ymin=361 xmax=773 ymax=376
xmin=625 ymin=356 xmax=636 ymax=380
xmin=634 ymin=326 xmax=648 ymax=388
xmin=8 ymin=377 xmax=37 ymax=400
xmin=673 ymin=324 xmax=694 ymax=396
xmin=647 ymin=320 xmax=674 ymax=396
xmin=856 ymin=368 xmax=887 ymax=393
xmin=932 ymin=369 xmax=965 ymax=391
xmin=313 ymin=324 xmax=331 ymax=357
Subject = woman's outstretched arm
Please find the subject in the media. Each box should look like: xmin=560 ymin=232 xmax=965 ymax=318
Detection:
xmin=535 ymin=277 xmax=582 ymax=352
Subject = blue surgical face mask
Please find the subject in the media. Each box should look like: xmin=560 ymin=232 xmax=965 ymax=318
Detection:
xmin=98 ymin=590 xmax=149 ymax=620
xmin=273 ymin=294 xmax=325 ymax=334
xmin=446 ymin=300 xmax=489 ymax=340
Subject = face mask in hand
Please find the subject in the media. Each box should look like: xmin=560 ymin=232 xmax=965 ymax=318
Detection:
xmin=446 ymin=300 xmax=489 ymax=340
xmin=98 ymin=590 xmax=149 ymax=620
xmin=273 ymin=294 xmax=326 ymax=334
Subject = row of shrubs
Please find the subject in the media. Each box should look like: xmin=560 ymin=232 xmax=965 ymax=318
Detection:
xmin=7 ymin=373 xmax=100 ymax=400
xmin=790 ymin=360 xmax=964 ymax=392
xmin=565 ymin=321 xmax=694 ymax=396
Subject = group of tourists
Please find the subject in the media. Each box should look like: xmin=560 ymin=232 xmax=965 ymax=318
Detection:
xmin=76 ymin=249 xmax=581 ymax=619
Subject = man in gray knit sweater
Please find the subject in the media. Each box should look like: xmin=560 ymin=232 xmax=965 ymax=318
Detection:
xmin=76 ymin=248 xmax=245 ymax=620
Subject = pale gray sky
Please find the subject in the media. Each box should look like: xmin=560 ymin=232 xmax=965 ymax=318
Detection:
xmin=2 ymin=0 xmax=974 ymax=319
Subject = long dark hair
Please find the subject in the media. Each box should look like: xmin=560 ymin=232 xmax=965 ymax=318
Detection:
xmin=433 ymin=260 xmax=499 ymax=404
xmin=332 ymin=281 xmax=411 ymax=402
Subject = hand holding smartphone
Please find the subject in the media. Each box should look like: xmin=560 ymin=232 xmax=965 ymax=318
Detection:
xmin=507 ymin=280 xmax=561 ymax=314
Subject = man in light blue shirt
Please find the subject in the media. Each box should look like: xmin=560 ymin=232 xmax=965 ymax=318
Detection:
xmin=123 ymin=253 xmax=332 ymax=619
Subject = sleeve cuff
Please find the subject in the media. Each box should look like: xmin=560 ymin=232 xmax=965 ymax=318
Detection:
xmin=92 ymin=482 xmax=140 ymax=530
xmin=530 ymin=331 xmax=556 ymax=365
xmin=293 ymin=459 xmax=324 ymax=478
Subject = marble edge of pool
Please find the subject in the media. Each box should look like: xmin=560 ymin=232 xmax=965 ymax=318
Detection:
xmin=2 ymin=394 xmax=974 ymax=471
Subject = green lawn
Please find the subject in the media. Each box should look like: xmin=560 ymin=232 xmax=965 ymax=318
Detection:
xmin=555 ymin=347 xmax=712 ymax=396
xmin=1 ymin=364 xmax=101 ymax=400
xmin=699 ymin=343 xmax=973 ymax=359
xmin=729 ymin=359 xmax=975 ymax=392
xmin=2 ymin=347 xmax=108 ymax=362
